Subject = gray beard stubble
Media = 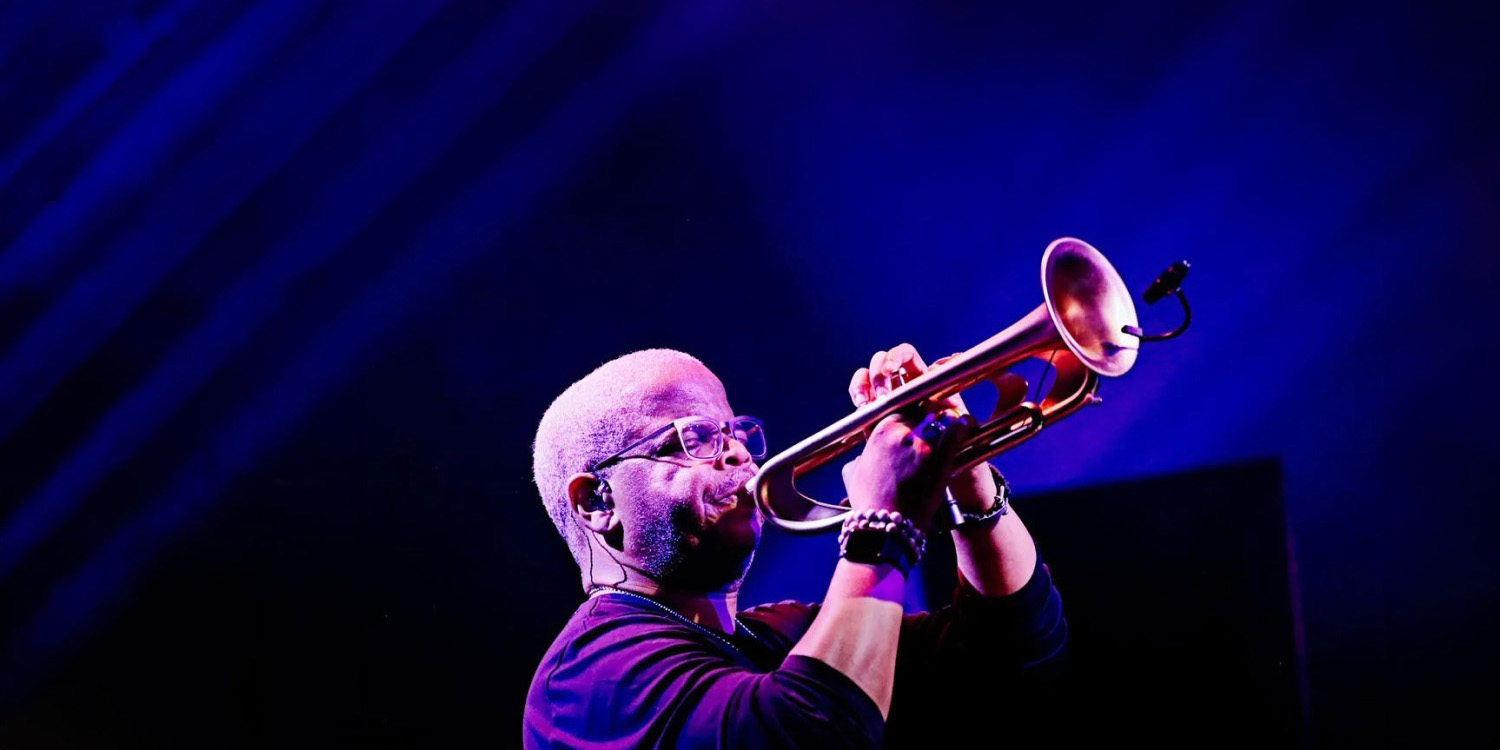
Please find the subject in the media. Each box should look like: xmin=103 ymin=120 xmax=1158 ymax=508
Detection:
xmin=632 ymin=499 xmax=754 ymax=591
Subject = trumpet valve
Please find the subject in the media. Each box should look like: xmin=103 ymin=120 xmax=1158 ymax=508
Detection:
xmin=890 ymin=366 xmax=910 ymax=389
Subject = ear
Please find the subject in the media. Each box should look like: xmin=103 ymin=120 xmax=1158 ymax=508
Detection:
xmin=567 ymin=472 xmax=618 ymax=535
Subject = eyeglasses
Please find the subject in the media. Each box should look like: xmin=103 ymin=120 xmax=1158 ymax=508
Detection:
xmin=589 ymin=415 xmax=767 ymax=472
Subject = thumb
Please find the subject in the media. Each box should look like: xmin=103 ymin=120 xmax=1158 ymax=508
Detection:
xmin=840 ymin=457 xmax=860 ymax=482
xmin=934 ymin=413 xmax=974 ymax=462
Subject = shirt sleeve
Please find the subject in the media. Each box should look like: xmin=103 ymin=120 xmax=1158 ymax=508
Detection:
xmin=882 ymin=553 xmax=1068 ymax=745
xmin=527 ymin=599 xmax=884 ymax=749
xmin=898 ymin=551 xmax=1067 ymax=669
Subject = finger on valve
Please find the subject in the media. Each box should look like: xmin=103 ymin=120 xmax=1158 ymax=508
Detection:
xmin=853 ymin=344 xmax=938 ymax=403
xmin=898 ymin=343 xmax=972 ymax=417
xmin=884 ymin=343 xmax=925 ymax=390
xmin=880 ymin=344 xmax=964 ymax=417
xmin=888 ymin=343 xmax=927 ymax=376
xmin=868 ymin=349 xmax=892 ymax=398
xmin=848 ymin=367 xmax=873 ymax=408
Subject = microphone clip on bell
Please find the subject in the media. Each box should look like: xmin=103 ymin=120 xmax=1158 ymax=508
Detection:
xmin=1122 ymin=260 xmax=1191 ymax=342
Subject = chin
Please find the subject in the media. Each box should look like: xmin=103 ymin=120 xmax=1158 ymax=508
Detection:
xmin=674 ymin=519 xmax=760 ymax=592
xmin=689 ymin=524 xmax=759 ymax=590
xmin=713 ymin=501 xmax=762 ymax=551
xmin=642 ymin=499 xmax=762 ymax=592
xmin=659 ymin=548 xmax=753 ymax=593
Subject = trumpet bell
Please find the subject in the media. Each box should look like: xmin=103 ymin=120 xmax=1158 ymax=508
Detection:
xmin=1043 ymin=238 xmax=1139 ymax=377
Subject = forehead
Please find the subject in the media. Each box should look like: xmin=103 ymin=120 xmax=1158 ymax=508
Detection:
xmin=629 ymin=363 xmax=733 ymax=428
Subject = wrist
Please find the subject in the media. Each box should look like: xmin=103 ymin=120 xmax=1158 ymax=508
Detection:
xmin=945 ymin=463 xmax=1011 ymax=530
xmin=947 ymin=463 xmax=998 ymax=512
xmin=846 ymin=484 xmax=901 ymax=515
xmin=839 ymin=509 xmax=926 ymax=576
xmin=831 ymin=557 xmax=910 ymax=600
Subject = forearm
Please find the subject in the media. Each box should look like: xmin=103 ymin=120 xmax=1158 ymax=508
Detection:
xmin=788 ymin=559 xmax=907 ymax=718
xmin=948 ymin=464 xmax=1037 ymax=596
xmin=953 ymin=509 xmax=1037 ymax=596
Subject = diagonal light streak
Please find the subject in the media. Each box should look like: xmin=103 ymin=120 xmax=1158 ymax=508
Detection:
xmin=0 ymin=0 xmax=320 ymax=296
xmin=0 ymin=0 xmax=748 ymax=707
xmin=0 ymin=0 xmax=450 ymax=446
xmin=0 ymin=0 xmax=207 ymax=191
xmin=0 ymin=0 xmax=596 ymax=582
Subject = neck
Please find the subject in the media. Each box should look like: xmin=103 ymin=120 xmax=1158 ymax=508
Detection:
xmin=590 ymin=565 xmax=740 ymax=635
xmin=626 ymin=582 xmax=740 ymax=635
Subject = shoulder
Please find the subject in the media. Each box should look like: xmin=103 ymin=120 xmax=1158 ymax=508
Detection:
xmin=523 ymin=595 xmax=770 ymax=747
xmin=533 ymin=595 xmax=695 ymax=674
xmin=524 ymin=596 xmax=711 ymax=743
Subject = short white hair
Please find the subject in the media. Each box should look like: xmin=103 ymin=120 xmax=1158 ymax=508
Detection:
xmin=532 ymin=349 xmax=709 ymax=578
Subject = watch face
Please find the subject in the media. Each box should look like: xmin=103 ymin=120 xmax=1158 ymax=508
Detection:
xmin=843 ymin=527 xmax=892 ymax=562
xmin=841 ymin=526 xmax=914 ymax=572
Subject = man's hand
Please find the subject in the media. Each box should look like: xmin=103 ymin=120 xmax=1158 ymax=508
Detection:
xmin=848 ymin=343 xmax=969 ymax=416
xmin=840 ymin=405 xmax=969 ymax=531
xmin=848 ymin=343 xmax=998 ymax=514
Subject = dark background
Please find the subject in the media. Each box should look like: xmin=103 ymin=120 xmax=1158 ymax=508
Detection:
xmin=1 ymin=0 xmax=1496 ymax=746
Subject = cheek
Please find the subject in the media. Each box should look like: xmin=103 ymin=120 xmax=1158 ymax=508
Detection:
xmin=661 ymin=465 xmax=707 ymax=494
xmin=628 ymin=464 xmax=701 ymax=507
xmin=617 ymin=464 xmax=715 ymax=520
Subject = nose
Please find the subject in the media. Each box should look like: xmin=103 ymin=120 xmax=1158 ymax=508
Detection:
xmin=718 ymin=430 xmax=754 ymax=467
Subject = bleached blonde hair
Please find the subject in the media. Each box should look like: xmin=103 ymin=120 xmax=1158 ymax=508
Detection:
xmin=532 ymin=349 xmax=709 ymax=576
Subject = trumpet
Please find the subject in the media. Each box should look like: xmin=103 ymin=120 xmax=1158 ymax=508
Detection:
xmin=749 ymin=237 xmax=1190 ymax=533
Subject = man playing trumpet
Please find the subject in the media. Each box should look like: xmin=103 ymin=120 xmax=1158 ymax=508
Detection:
xmin=524 ymin=344 xmax=1066 ymax=748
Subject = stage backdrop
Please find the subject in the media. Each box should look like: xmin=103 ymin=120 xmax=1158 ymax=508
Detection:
xmin=1 ymin=0 xmax=1496 ymax=746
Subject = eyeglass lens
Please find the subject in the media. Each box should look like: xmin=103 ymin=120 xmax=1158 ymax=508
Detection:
xmin=678 ymin=418 xmax=766 ymax=460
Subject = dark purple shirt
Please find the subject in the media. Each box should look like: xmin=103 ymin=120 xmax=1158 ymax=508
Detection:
xmin=524 ymin=555 xmax=1066 ymax=748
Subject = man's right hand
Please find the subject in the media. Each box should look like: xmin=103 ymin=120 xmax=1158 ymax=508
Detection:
xmin=840 ymin=409 xmax=970 ymax=530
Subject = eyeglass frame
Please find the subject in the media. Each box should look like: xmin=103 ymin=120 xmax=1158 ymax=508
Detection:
xmin=587 ymin=415 xmax=767 ymax=473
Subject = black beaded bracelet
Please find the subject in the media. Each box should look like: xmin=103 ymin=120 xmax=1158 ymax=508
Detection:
xmin=951 ymin=463 xmax=1011 ymax=529
xmin=838 ymin=509 xmax=926 ymax=574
